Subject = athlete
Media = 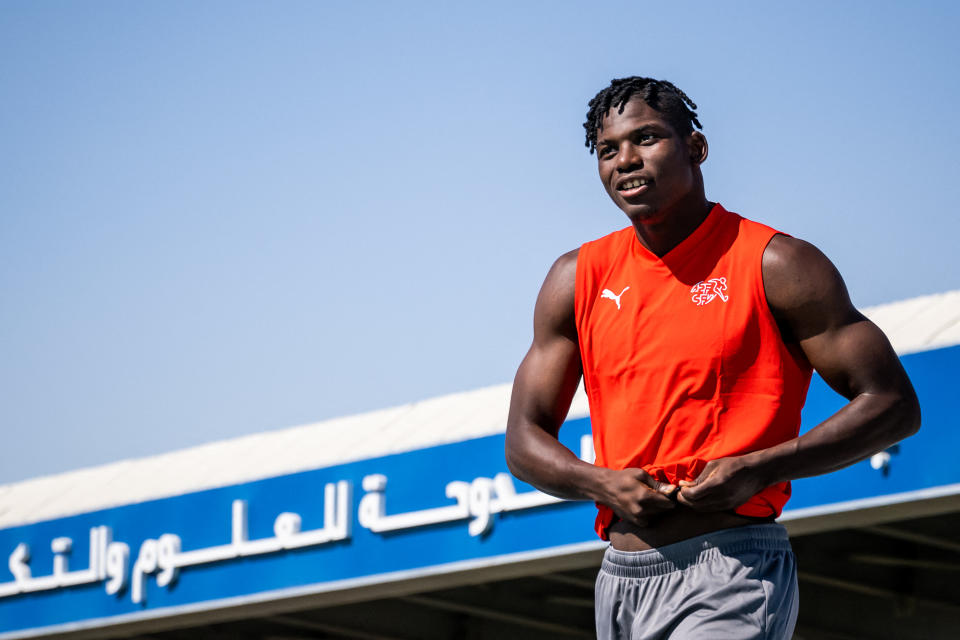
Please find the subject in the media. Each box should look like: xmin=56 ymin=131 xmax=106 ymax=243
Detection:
xmin=505 ymin=77 xmax=920 ymax=639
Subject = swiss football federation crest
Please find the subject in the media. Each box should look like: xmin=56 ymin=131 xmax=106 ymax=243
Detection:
xmin=691 ymin=278 xmax=729 ymax=306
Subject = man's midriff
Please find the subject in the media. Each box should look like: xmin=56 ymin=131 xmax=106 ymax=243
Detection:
xmin=608 ymin=508 xmax=763 ymax=551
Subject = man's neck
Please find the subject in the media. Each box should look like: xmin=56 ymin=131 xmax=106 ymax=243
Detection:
xmin=632 ymin=197 xmax=713 ymax=258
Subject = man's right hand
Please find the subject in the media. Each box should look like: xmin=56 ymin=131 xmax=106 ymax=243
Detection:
xmin=603 ymin=468 xmax=677 ymax=527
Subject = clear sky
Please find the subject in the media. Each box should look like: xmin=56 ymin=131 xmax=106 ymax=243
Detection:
xmin=2 ymin=1 xmax=958 ymax=484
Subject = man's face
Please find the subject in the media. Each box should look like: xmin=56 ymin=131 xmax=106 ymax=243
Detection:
xmin=595 ymin=97 xmax=703 ymax=225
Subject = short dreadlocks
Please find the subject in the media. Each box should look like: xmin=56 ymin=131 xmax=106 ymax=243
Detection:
xmin=583 ymin=77 xmax=702 ymax=154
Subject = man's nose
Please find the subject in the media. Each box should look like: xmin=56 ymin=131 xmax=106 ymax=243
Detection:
xmin=615 ymin=143 xmax=642 ymax=172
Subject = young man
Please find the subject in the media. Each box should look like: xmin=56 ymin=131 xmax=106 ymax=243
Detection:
xmin=505 ymin=77 xmax=920 ymax=639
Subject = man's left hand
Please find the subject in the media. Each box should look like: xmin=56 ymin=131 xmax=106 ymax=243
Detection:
xmin=676 ymin=455 xmax=768 ymax=512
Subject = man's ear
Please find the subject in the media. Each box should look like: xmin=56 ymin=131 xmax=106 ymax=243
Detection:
xmin=688 ymin=132 xmax=708 ymax=165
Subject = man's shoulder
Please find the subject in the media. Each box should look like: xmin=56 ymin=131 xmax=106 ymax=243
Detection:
xmin=762 ymin=234 xmax=836 ymax=289
xmin=540 ymin=248 xmax=580 ymax=300
xmin=549 ymin=247 xmax=580 ymax=277
xmin=541 ymin=229 xmax=630 ymax=307
xmin=760 ymin=232 xmax=855 ymax=332
xmin=535 ymin=248 xmax=580 ymax=335
xmin=722 ymin=206 xmax=828 ymax=306
xmin=545 ymin=225 xmax=632 ymax=283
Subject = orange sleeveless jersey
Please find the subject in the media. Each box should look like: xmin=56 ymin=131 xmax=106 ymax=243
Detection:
xmin=574 ymin=204 xmax=812 ymax=540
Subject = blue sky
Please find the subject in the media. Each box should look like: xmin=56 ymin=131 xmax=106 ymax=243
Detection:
xmin=2 ymin=1 xmax=959 ymax=484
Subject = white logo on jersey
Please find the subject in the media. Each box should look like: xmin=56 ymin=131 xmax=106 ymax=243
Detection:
xmin=601 ymin=286 xmax=630 ymax=310
xmin=690 ymin=278 xmax=728 ymax=306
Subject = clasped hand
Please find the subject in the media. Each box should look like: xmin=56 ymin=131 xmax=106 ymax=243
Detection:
xmin=676 ymin=455 xmax=768 ymax=512
xmin=606 ymin=455 xmax=767 ymax=525
xmin=604 ymin=468 xmax=678 ymax=527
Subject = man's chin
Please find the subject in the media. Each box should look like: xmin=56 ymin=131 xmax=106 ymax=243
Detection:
xmin=624 ymin=205 xmax=668 ymax=227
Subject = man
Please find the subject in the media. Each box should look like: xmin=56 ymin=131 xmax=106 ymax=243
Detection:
xmin=504 ymin=77 xmax=920 ymax=639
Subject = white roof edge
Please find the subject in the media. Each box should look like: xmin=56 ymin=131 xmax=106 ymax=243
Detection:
xmin=1 ymin=289 xmax=957 ymax=529
xmin=859 ymin=289 xmax=960 ymax=355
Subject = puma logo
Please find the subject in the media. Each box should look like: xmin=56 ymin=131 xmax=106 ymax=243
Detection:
xmin=601 ymin=287 xmax=630 ymax=310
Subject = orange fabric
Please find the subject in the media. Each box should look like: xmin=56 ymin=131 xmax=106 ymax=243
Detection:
xmin=574 ymin=204 xmax=812 ymax=540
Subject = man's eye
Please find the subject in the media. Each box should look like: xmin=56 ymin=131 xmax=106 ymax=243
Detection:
xmin=638 ymin=133 xmax=655 ymax=144
xmin=599 ymin=147 xmax=616 ymax=158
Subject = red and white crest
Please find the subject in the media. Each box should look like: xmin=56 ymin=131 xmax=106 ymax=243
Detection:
xmin=690 ymin=277 xmax=729 ymax=306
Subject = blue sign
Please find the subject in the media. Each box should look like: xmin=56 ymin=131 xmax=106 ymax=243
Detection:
xmin=0 ymin=425 xmax=597 ymax=637
xmin=0 ymin=345 xmax=957 ymax=638
xmin=790 ymin=344 xmax=960 ymax=510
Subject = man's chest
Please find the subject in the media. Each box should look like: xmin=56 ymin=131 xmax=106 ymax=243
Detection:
xmin=582 ymin=269 xmax=763 ymax=378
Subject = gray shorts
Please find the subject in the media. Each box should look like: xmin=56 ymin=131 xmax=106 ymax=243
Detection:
xmin=595 ymin=523 xmax=798 ymax=640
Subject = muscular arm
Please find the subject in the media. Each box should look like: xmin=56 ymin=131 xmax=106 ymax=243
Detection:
xmin=679 ymin=235 xmax=921 ymax=511
xmin=506 ymin=250 xmax=676 ymax=524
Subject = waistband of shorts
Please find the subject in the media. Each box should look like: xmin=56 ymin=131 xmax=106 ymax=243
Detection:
xmin=600 ymin=523 xmax=791 ymax=579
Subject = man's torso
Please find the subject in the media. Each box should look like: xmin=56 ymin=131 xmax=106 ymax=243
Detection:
xmin=574 ymin=204 xmax=813 ymax=545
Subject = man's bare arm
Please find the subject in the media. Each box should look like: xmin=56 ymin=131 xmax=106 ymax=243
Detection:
xmin=506 ymin=250 xmax=676 ymax=525
xmin=678 ymin=235 xmax=921 ymax=511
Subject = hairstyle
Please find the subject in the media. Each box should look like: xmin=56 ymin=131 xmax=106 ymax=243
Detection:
xmin=583 ymin=77 xmax=702 ymax=154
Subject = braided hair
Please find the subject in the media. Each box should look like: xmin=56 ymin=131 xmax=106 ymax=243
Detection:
xmin=583 ymin=77 xmax=702 ymax=154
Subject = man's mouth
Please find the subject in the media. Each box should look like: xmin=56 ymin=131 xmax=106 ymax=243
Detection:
xmin=616 ymin=177 xmax=652 ymax=197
